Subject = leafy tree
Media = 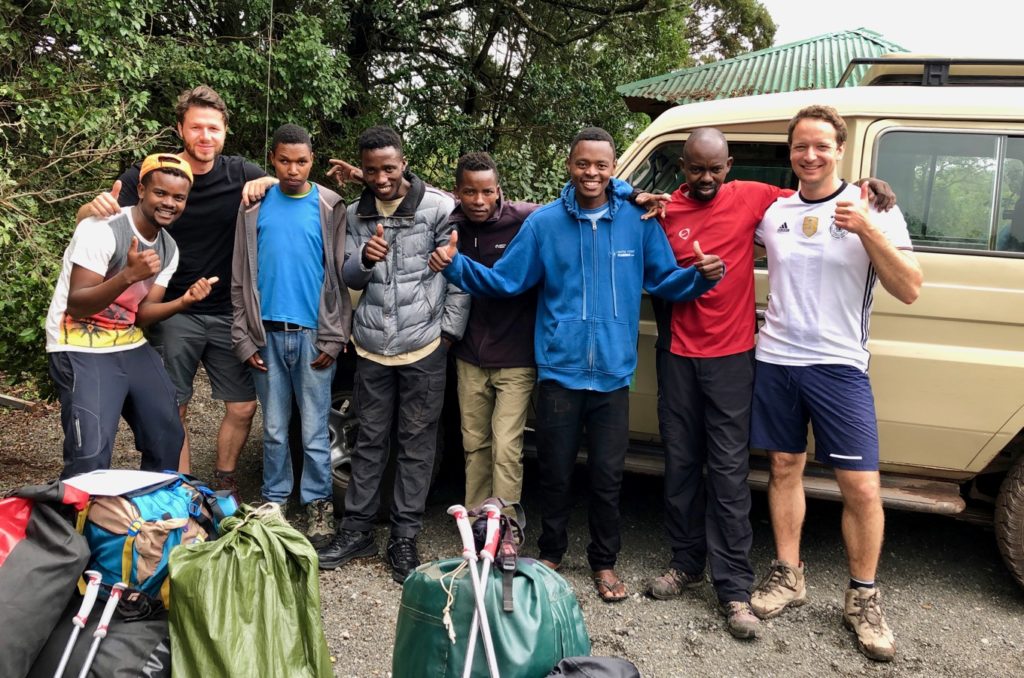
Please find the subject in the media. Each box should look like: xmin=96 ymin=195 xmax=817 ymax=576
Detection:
xmin=0 ymin=0 xmax=774 ymax=388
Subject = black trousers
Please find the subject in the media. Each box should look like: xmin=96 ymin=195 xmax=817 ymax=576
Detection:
xmin=657 ymin=348 xmax=755 ymax=604
xmin=342 ymin=345 xmax=447 ymax=538
xmin=535 ymin=381 xmax=629 ymax=571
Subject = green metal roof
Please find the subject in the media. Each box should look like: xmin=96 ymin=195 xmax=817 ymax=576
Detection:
xmin=617 ymin=27 xmax=908 ymax=116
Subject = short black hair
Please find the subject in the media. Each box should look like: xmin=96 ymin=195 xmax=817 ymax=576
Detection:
xmin=455 ymin=152 xmax=499 ymax=186
xmin=140 ymin=167 xmax=192 ymax=188
xmin=569 ymin=127 xmax=616 ymax=156
xmin=358 ymin=125 xmax=403 ymax=155
xmin=270 ymin=123 xmax=312 ymax=153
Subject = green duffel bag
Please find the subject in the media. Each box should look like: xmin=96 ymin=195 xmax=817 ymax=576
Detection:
xmin=167 ymin=505 xmax=332 ymax=678
xmin=393 ymin=558 xmax=590 ymax=678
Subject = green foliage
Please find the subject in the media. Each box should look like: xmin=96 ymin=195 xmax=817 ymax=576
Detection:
xmin=0 ymin=0 xmax=774 ymax=389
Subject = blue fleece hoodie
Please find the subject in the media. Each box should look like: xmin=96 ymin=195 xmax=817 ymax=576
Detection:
xmin=443 ymin=177 xmax=721 ymax=391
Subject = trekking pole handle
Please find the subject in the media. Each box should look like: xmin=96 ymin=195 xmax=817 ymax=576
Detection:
xmin=93 ymin=582 xmax=127 ymax=640
xmin=74 ymin=571 xmax=103 ymax=628
xmin=447 ymin=505 xmax=478 ymax=562
xmin=480 ymin=503 xmax=501 ymax=564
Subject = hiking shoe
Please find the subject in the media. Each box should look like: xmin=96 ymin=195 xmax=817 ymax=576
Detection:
xmin=386 ymin=537 xmax=421 ymax=584
xmin=317 ymin=529 xmax=376 ymax=570
xmin=722 ymin=601 xmax=761 ymax=640
xmin=213 ymin=470 xmax=241 ymax=502
xmin=647 ymin=568 xmax=704 ymax=600
xmin=843 ymin=587 xmax=896 ymax=662
xmin=750 ymin=559 xmax=807 ymax=619
xmin=305 ymin=499 xmax=335 ymax=550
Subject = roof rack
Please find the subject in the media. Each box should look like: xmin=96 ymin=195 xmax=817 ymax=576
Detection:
xmin=837 ymin=56 xmax=1024 ymax=88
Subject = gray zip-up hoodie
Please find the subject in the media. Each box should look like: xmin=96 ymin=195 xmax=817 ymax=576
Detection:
xmin=231 ymin=182 xmax=352 ymax=361
xmin=342 ymin=172 xmax=469 ymax=355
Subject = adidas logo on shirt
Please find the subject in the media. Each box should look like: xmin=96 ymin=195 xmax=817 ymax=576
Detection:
xmin=777 ymin=222 xmax=789 ymax=233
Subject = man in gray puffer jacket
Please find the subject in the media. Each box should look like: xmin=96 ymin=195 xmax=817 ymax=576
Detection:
xmin=318 ymin=125 xmax=469 ymax=583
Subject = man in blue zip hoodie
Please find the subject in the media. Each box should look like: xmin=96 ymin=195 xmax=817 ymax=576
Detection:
xmin=433 ymin=127 xmax=725 ymax=601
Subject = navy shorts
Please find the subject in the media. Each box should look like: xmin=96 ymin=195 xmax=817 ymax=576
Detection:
xmin=750 ymin=361 xmax=879 ymax=471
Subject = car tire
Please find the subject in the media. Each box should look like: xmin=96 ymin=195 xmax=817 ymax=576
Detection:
xmin=995 ymin=455 xmax=1024 ymax=589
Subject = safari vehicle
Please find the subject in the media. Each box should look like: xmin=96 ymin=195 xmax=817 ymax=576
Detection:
xmin=320 ymin=55 xmax=1024 ymax=588
xmin=615 ymin=56 xmax=1024 ymax=588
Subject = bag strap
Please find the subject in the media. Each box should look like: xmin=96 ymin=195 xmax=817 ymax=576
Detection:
xmin=498 ymin=515 xmax=520 ymax=613
xmin=121 ymin=517 xmax=144 ymax=587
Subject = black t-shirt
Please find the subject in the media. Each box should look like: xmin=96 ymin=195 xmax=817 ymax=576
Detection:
xmin=118 ymin=155 xmax=265 ymax=314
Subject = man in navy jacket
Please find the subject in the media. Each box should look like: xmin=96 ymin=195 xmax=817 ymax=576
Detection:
xmin=432 ymin=127 xmax=725 ymax=601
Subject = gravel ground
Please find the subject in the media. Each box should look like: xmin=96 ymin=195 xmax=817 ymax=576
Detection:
xmin=3 ymin=371 xmax=1023 ymax=677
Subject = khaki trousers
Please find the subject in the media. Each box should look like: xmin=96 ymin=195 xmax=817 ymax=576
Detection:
xmin=456 ymin=358 xmax=536 ymax=508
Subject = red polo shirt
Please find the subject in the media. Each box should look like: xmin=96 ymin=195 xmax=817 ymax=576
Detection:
xmin=657 ymin=180 xmax=790 ymax=358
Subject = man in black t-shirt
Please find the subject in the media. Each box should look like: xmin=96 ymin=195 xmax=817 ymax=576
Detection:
xmin=77 ymin=86 xmax=264 ymax=491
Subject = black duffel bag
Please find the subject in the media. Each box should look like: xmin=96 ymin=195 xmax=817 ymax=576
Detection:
xmin=28 ymin=592 xmax=171 ymax=678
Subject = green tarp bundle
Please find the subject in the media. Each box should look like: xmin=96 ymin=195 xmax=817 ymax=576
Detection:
xmin=168 ymin=505 xmax=333 ymax=678
xmin=393 ymin=558 xmax=590 ymax=677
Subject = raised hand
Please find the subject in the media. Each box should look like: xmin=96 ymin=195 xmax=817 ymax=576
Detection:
xmin=242 ymin=177 xmax=278 ymax=206
xmin=88 ymin=180 xmax=122 ymax=218
xmin=181 ymin=276 xmax=219 ymax=305
xmin=636 ymin=192 xmax=671 ymax=220
xmin=363 ymin=223 xmax=389 ymax=263
xmin=693 ymin=240 xmax=724 ymax=281
xmin=326 ymin=159 xmax=363 ymax=189
xmin=834 ymin=182 xmax=873 ymax=235
xmin=428 ymin=231 xmax=459 ymax=272
xmin=124 ymin=236 xmax=161 ymax=283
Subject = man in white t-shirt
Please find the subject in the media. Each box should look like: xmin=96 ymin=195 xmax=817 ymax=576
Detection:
xmin=748 ymin=106 xmax=923 ymax=662
xmin=47 ymin=154 xmax=218 ymax=478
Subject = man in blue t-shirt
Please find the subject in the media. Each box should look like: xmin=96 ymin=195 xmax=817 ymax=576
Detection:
xmin=230 ymin=124 xmax=351 ymax=548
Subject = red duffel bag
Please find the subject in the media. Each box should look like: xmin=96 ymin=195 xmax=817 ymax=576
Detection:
xmin=0 ymin=481 xmax=91 ymax=678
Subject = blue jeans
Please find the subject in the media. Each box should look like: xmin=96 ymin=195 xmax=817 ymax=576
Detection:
xmin=251 ymin=329 xmax=335 ymax=505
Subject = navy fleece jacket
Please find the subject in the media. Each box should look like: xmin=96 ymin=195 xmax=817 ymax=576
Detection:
xmin=442 ymin=177 xmax=721 ymax=391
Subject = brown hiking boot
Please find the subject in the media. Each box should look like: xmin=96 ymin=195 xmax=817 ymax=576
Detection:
xmin=212 ymin=470 xmax=241 ymax=502
xmin=647 ymin=568 xmax=704 ymax=600
xmin=750 ymin=559 xmax=807 ymax=619
xmin=305 ymin=499 xmax=335 ymax=550
xmin=721 ymin=601 xmax=761 ymax=640
xmin=843 ymin=587 xmax=896 ymax=661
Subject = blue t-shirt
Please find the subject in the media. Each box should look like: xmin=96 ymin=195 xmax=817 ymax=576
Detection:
xmin=257 ymin=184 xmax=324 ymax=328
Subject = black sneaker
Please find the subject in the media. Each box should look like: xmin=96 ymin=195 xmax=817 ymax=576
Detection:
xmin=317 ymin=529 xmax=376 ymax=570
xmin=386 ymin=536 xmax=420 ymax=584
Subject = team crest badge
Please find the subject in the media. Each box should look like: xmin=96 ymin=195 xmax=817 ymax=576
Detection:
xmin=802 ymin=216 xmax=818 ymax=237
xmin=829 ymin=216 xmax=848 ymax=239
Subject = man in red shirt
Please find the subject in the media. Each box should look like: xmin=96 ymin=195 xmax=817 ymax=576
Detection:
xmin=645 ymin=127 xmax=892 ymax=640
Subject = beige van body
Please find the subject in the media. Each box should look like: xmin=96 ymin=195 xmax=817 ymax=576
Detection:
xmin=614 ymin=60 xmax=1024 ymax=587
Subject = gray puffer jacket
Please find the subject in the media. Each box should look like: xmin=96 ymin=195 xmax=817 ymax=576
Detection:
xmin=342 ymin=172 xmax=469 ymax=355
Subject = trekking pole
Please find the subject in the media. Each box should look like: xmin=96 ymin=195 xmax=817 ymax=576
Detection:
xmin=76 ymin=582 xmax=126 ymax=678
xmin=447 ymin=505 xmax=500 ymax=678
xmin=462 ymin=503 xmax=501 ymax=678
xmin=53 ymin=570 xmax=102 ymax=678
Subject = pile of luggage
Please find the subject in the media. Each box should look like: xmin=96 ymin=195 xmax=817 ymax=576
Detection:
xmin=0 ymin=471 xmax=333 ymax=678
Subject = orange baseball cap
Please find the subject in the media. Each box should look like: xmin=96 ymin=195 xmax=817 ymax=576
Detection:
xmin=139 ymin=153 xmax=194 ymax=184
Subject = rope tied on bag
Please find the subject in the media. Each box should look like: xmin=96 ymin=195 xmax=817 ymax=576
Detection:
xmin=439 ymin=560 xmax=469 ymax=645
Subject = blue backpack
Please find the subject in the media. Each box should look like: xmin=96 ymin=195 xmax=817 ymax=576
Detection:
xmin=75 ymin=473 xmax=237 ymax=611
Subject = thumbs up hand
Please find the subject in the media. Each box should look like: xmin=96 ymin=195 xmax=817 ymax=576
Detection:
xmin=429 ymin=230 xmax=459 ymax=272
xmin=363 ymin=223 xmax=389 ymax=264
xmin=124 ymin=236 xmax=162 ymax=283
xmin=834 ymin=183 xmax=874 ymax=236
xmin=692 ymin=239 xmax=724 ymax=281
xmin=87 ymin=179 xmax=123 ymax=218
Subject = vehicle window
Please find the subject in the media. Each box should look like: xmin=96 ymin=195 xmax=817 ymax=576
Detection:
xmin=997 ymin=137 xmax=1024 ymax=253
xmin=627 ymin=140 xmax=794 ymax=193
xmin=875 ymin=130 xmax=1024 ymax=252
